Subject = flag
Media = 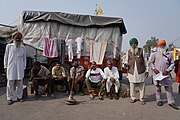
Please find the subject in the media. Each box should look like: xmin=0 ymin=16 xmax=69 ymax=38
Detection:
xmin=95 ymin=4 xmax=103 ymax=15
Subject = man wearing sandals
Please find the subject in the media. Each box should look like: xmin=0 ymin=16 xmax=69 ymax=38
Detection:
xmin=149 ymin=40 xmax=179 ymax=110
xmin=125 ymin=38 xmax=149 ymax=105
xmin=104 ymin=60 xmax=120 ymax=100
xmin=85 ymin=61 xmax=105 ymax=100
xmin=4 ymin=31 xmax=26 ymax=105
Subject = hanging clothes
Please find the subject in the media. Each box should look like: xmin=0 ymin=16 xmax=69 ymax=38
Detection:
xmin=65 ymin=39 xmax=73 ymax=62
xmin=90 ymin=41 xmax=107 ymax=64
xmin=43 ymin=37 xmax=58 ymax=58
xmin=75 ymin=37 xmax=83 ymax=59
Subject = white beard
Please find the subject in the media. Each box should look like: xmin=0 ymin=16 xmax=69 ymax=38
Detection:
xmin=13 ymin=40 xmax=21 ymax=48
xmin=157 ymin=47 xmax=167 ymax=55
xmin=130 ymin=47 xmax=138 ymax=55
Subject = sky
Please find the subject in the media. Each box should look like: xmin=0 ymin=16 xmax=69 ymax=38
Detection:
xmin=1 ymin=0 xmax=180 ymax=51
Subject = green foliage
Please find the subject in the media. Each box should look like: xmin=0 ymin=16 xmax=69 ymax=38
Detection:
xmin=143 ymin=37 xmax=159 ymax=53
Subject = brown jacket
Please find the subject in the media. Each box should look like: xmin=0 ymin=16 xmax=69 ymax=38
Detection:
xmin=128 ymin=48 xmax=146 ymax=75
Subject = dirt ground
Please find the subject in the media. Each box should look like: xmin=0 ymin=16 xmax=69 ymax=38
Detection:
xmin=0 ymin=75 xmax=180 ymax=120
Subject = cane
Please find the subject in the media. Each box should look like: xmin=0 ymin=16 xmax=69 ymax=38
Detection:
xmin=65 ymin=70 xmax=77 ymax=105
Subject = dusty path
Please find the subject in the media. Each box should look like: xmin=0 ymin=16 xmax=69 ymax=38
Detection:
xmin=0 ymin=76 xmax=180 ymax=120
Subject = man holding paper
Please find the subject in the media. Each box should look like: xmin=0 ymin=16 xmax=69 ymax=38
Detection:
xmin=149 ymin=40 xmax=179 ymax=110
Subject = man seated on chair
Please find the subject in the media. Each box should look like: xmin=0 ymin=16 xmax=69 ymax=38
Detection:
xmin=85 ymin=61 xmax=105 ymax=100
xmin=69 ymin=60 xmax=85 ymax=96
xmin=104 ymin=60 xmax=120 ymax=100
xmin=30 ymin=61 xmax=52 ymax=99
xmin=51 ymin=62 xmax=70 ymax=95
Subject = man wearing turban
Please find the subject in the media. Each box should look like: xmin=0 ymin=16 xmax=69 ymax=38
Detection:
xmin=149 ymin=40 xmax=179 ymax=110
xmin=4 ymin=31 xmax=26 ymax=105
xmin=125 ymin=38 xmax=149 ymax=105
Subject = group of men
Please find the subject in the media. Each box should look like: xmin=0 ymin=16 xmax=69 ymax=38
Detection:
xmin=3 ymin=31 xmax=179 ymax=110
xmin=4 ymin=31 xmax=121 ymax=105
xmin=125 ymin=38 xmax=179 ymax=110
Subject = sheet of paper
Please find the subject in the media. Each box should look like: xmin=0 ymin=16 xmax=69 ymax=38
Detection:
xmin=153 ymin=71 xmax=168 ymax=81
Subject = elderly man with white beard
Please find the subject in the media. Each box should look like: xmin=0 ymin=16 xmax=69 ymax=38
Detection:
xmin=4 ymin=31 xmax=26 ymax=105
xmin=125 ymin=38 xmax=149 ymax=105
xmin=149 ymin=40 xmax=179 ymax=110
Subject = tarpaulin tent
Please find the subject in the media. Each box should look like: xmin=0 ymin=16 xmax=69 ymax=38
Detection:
xmin=18 ymin=10 xmax=127 ymax=60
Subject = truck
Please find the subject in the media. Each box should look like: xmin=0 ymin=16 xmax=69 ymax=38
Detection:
xmin=18 ymin=10 xmax=127 ymax=71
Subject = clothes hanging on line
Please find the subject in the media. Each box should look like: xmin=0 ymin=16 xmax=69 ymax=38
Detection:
xmin=90 ymin=41 xmax=107 ymax=64
xmin=65 ymin=39 xmax=73 ymax=62
xmin=75 ymin=37 xmax=83 ymax=59
xmin=43 ymin=37 xmax=58 ymax=58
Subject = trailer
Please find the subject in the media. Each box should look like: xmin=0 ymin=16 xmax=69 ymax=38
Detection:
xmin=18 ymin=10 xmax=127 ymax=70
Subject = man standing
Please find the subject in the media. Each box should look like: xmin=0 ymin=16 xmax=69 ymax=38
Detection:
xmin=149 ymin=40 xmax=179 ymax=110
xmin=174 ymin=55 xmax=180 ymax=94
xmin=4 ymin=31 xmax=26 ymax=105
xmin=125 ymin=38 xmax=148 ymax=105
xmin=104 ymin=60 xmax=120 ymax=100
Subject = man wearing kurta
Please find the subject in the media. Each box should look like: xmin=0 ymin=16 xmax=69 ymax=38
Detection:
xmin=104 ymin=60 xmax=120 ymax=100
xmin=149 ymin=40 xmax=179 ymax=110
xmin=125 ymin=38 xmax=148 ymax=105
xmin=4 ymin=31 xmax=26 ymax=105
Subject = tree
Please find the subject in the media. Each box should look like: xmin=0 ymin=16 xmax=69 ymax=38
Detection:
xmin=143 ymin=37 xmax=159 ymax=53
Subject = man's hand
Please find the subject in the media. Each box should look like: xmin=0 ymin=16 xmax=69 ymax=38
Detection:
xmin=145 ymin=72 xmax=149 ymax=78
xmin=42 ymin=76 xmax=47 ymax=80
xmin=57 ymin=76 xmax=63 ymax=80
xmin=153 ymin=69 xmax=159 ymax=74
xmin=162 ymin=70 xmax=169 ymax=76
xmin=101 ymin=79 xmax=106 ymax=84
xmin=110 ymin=77 xmax=115 ymax=83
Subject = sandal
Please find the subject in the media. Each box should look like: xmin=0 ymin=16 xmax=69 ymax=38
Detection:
xmin=89 ymin=94 xmax=94 ymax=100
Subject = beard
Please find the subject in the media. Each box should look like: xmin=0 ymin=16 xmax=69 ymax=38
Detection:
xmin=157 ymin=47 xmax=167 ymax=55
xmin=130 ymin=46 xmax=138 ymax=55
xmin=13 ymin=40 xmax=21 ymax=48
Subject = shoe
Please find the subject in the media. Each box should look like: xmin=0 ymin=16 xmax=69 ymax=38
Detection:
xmin=140 ymin=100 xmax=146 ymax=105
xmin=17 ymin=98 xmax=24 ymax=102
xmin=114 ymin=93 xmax=119 ymax=100
xmin=130 ymin=99 xmax=136 ymax=103
xmin=107 ymin=93 xmax=113 ymax=100
xmin=79 ymin=92 xmax=84 ymax=96
xmin=169 ymin=103 xmax=179 ymax=110
xmin=157 ymin=101 xmax=163 ymax=106
xmin=89 ymin=93 xmax=94 ymax=100
xmin=7 ymin=100 xmax=13 ymax=105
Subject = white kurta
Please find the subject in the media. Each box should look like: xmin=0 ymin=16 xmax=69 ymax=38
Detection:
xmin=104 ymin=66 xmax=120 ymax=93
xmin=4 ymin=43 xmax=26 ymax=80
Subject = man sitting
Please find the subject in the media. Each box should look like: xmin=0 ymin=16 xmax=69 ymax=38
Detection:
xmin=69 ymin=60 xmax=85 ymax=96
xmin=85 ymin=61 xmax=105 ymax=100
xmin=30 ymin=61 xmax=52 ymax=99
xmin=104 ymin=60 xmax=120 ymax=100
xmin=51 ymin=62 xmax=70 ymax=95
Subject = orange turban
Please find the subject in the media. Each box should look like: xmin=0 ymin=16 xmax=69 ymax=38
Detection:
xmin=157 ymin=40 xmax=166 ymax=47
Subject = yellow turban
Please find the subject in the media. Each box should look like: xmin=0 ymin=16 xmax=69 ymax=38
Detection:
xmin=157 ymin=40 xmax=166 ymax=47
